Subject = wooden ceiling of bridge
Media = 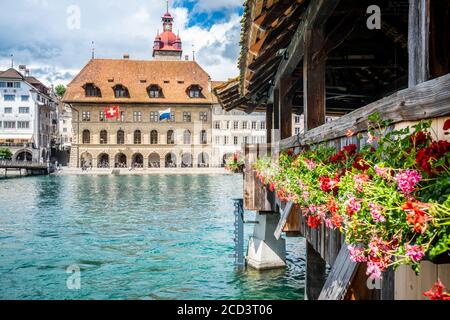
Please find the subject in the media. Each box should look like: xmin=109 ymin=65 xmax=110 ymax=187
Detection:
xmin=216 ymin=0 xmax=409 ymax=115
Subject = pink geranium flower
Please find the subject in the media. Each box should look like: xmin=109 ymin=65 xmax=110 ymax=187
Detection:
xmin=369 ymin=202 xmax=386 ymax=223
xmin=394 ymin=170 xmax=422 ymax=195
xmin=405 ymin=244 xmax=425 ymax=262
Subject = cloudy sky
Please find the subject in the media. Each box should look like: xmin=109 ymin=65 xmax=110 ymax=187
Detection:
xmin=0 ymin=0 xmax=244 ymax=86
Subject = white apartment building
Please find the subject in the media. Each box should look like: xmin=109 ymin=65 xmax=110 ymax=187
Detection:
xmin=211 ymin=105 xmax=266 ymax=167
xmin=0 ymin=68 xmax=57 ymax=162
xmin=57 ymin=101 xmax=72 ymax=150
xmin=292 ymin=114 xmax=339 ymax=136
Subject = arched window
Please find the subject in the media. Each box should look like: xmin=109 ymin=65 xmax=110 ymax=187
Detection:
xmin=200 ymin=130 xmax=207 ymax=145
xmin=100 ymin=130 xmax=108 ymax=144
xmin=82 ymin=130 xmax=90 ymax=144
xmin=151 ymin=130 xmax=158 ymax=145
xmin=148 ymin=85 xmax=162 ymax=98
xmin=84 ymin=83 xmax=101 ymax=97
xmin=198 ymin=153 xmax=210 ymax=168
xmin=134 ymin=130 xmax=142 ymax=145
xmin=98 ymin=154 xmax=110 ymax=168
xmin=183 ymin=130 xmax=191 ymax=145
xmin=113 ymin=85 xmax=129 ymax=98
xmin=167 ymin=130 xmax=175 ymax=145
xmin=117 ymin=130 xmax=125 ymax=145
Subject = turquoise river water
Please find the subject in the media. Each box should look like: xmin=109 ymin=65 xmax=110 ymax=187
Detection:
xmin=0 ymin=175 xmax=304 ymax=300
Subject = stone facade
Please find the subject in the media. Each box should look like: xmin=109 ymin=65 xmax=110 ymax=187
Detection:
xmin=70 ymin=104 xmax=212 ymax=168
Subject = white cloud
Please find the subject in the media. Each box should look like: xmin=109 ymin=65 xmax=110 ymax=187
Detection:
xmin=0 ymin=0 xmax=242 ymax=86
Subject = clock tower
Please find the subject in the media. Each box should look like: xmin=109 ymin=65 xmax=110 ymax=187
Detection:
xmin=153 ymin=6 xmax=183 ymax=61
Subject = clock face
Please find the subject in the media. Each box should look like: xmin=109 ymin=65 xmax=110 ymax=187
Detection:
xmin=165 ymin=24 xmax=171 ymax=31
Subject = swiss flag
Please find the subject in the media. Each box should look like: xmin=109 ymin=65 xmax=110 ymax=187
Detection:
xmin=105 ymin=106 xmax=120 ymax=119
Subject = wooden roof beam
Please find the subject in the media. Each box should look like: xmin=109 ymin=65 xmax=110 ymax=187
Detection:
xmin=273 ymin=0 xmax=342 ymax=89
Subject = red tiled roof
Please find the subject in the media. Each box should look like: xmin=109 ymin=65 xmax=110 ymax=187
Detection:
xmin=63 ymin=58 xmax=215 ymax=105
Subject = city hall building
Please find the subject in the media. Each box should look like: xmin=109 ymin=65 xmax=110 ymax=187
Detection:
xmin=63 ymin=10 xmax=214 ymax=169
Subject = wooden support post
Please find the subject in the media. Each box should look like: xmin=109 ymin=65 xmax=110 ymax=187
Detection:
xmin=273 ymin=88 xmax=280 ymax=132
xmin=304 ymin=27 xmax=326 ymax=131
xmin=266 ymin=104 xmax=273 ymax=146
xmin=279 ymin=77 xmax=293 ymax=140
xmin=408 ymin=0 xmax=430 ymax=87
xmin=306 ymin=241 xmax=327 ymax=300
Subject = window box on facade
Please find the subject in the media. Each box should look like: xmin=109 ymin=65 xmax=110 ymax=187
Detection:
xmin=99 ymin=111 xmax=106 ymax=122
xmin=84 ymin=83 xmax=101 ymax=97
xmin=148 ymin=85 xmax=162 ymax=98
xmin=133 ymin=111 xmax=142 ymax=122
xmin=150 ymin=130 xmax=158 ymax=144
xmin=183 ymin=112 xmax=191 ymax=122
xmin=4 ymin=121 xmax=15 ymax=129
xmin=167 ymin=130 xmax=175 ymax=144
xmin=187 ymin=85 xmax=202 ymax=98
xmin=82 ymin=130 xmax=90 ymax=144
xmin=199 ymin=112 xmax=208 ymax=122
xmin=82 ymin=111 xmax=90 ymax=122
xmin=17 ymin=121 xmax=30 ymax=129
xmin=113 ymin=85 xmax=129 ymax=98
xmin=150 ymin=111 xmax=159 ymax=122
xmin=134 ymin=130 xmax=142 ymax=144
xmin=200 ymin=130 xmax=207 ymax=145
xmin=100 ymin=130 xmax=108 ymax=144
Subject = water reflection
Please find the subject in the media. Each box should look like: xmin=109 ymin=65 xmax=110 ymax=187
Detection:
xmin=0 ymin=175 xmax=304 ymax=300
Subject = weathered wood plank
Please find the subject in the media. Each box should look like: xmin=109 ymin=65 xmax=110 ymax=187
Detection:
xmin=306 ymin=241 xmax=327 ymax=300
xmin=273 ymin=0 xmax=341 ymax=88
xmin=409 ymin=0 xmax=430 ymax=87
xmin=280 ymin=74 xmax=450 ymax=149
xmin=304 ymin=27 xmax=326 ymax=131
xmin=318 ymin=245 xmax=358 ymax=300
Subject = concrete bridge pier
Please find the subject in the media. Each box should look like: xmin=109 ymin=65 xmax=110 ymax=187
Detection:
xmin=246 ymin=212 xmax=286 ymax=270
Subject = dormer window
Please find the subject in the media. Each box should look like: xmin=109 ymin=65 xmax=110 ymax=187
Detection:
xmin=148 ymin=85 xmax=162 ymax=98
xmin=113 ymin=85 xmax=129 ymax=98
xmin=84 ymin=83 xmax=101 ymax=97
xmin=188 ymin=85 xmax=202 ymax=98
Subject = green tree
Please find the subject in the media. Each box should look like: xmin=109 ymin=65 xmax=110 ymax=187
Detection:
xmin=55 ymin=84 xmax=66 ymax=98
xmin=0 ymin=148 xmax=12 ymax=160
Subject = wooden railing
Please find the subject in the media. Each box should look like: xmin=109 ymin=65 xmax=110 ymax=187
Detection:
xmin=243 ymin=74 xmax=450 ymax=300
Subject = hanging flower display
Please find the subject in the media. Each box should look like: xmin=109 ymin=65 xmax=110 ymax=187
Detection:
xmin=253 ymin=114 xmax=450 ymax=279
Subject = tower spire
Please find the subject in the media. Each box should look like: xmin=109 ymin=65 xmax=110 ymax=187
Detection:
xmin=166 ymin=0 xmax=169 ymax=13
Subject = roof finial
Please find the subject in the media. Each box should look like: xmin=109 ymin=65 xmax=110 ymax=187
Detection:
xmin=91 ymin=41 xmax=95 ymax=59
xmin=10 ymin=54 xmax=14 ymax=68
xmin=192 ymin=45 xmax=195 ymax=61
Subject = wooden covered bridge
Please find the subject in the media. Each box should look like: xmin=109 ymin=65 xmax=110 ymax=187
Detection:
xmin=215 ymin=0 xmax=450 ymax=300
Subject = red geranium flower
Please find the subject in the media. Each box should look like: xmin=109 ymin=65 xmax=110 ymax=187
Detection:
xmin=402 ymin=201 xmax=432 ymax=234
xmin=423 ymin=280 xmax=450 ymax=300
xmin=343 ymin=144 xmax=357 ymax=157
xmin=287 ymin=149 xmax=293 ymax=157
xmin=269 ymin=182 xmax=276 ymax=192
xmin=319 ymin=176 xmax=332 ymax=192
xmin=443 ymin=119 xmax=450 ymax=131
xmin=353 ymin=156 xmax=370 ymax=171
xmin=409 ymin=131 xmax=431 ymax=149
xmin=307 ymin=215 xmax=322 ymax=229
xmin=416 ymin=140 xmax=450 ymax=176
